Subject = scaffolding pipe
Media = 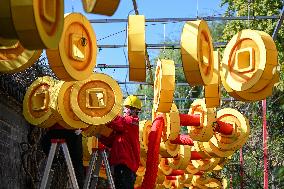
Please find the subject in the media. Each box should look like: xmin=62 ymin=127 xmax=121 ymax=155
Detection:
xmin=90 ymin=15 xmax=280 ymax=23
xmin=97 ymin=42 xmax=227 ymax=49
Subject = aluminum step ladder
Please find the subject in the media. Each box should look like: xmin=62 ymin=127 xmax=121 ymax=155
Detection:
xmin=83 ymin=147 xmax=115 ymax=189
xmin=40 ymin=139 xmax=79 ymax=189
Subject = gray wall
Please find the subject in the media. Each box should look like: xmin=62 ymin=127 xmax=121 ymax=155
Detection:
xmin=0 ymin=91 xmax=29 ymax=189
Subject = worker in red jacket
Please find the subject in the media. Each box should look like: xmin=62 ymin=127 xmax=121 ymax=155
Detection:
xmin=99 ymin=95 xmax=142 ymax=189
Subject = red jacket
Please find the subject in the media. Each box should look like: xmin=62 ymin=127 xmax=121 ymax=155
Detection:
xmin=105 ymin=115 xmax=140 ymax=173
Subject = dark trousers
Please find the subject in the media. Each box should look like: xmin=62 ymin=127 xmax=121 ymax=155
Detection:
xmin=114 ymin=164 xmax=136 ymax=189
xmin=41 ymin=129 xmax=84 ymax=189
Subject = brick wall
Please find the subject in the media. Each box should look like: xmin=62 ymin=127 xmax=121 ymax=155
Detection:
xmin=0 ymin=91 xmax=30 ymax=189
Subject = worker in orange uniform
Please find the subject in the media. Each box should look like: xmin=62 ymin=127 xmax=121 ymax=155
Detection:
xmin=98 ymin=95 xmax=142 ymax=189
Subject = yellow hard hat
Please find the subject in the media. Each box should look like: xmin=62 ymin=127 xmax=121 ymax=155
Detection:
xmin=123 ymin=95 xmax=142 ymax=110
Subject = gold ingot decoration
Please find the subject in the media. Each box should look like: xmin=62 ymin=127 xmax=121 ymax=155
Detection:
xmin=211 ymin=108 xmax=250 ymax=151
xmin=140 ymin=120 xmax=152 ymax=152
xmin=180 ymin=20 xmax=214 ymax=86
xmin=204 ymin=51 xmax=221 ymax=108
xmin=153 ymin=59 xmax=175 ymax=113
xmin=4 ymin=0 xmax=64 ymax=49
xmin=47 ymin=13 xmax=97 ymax=81
xmin=23 ymin=76 xmax=62 ymax=128
xmin=221 ymin=29 xmax=278 ymax=92
xmin=70 ymin=73 xmax=123 ymax=125
xmin=188 ymin=99 xmax=216 ymax=142
xmin=192 ymin=176 xmax=222 ymax=189
xmin=57 ymin=81 xmax=89 ymax=129
xmin=0 ymin=40 xmax=42 ymax=73
xmin=168 ymin=145 xmax=192 ymax=170
xmin=82 ymin=0 xmax=120 ymax=16
xmin=128 ymin=15 xmax=146 ymax=82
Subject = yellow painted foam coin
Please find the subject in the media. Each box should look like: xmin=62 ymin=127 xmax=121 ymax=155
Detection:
xmin=47 ymin=13 xmax=97 ymax=81
xmin=181 ymin=20 xmax=214 ymax=86
xmin=70 ymin=73 xmax=123 ymax=125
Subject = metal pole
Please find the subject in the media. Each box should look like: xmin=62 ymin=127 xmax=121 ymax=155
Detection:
xmin=89 ymin=16 xmax=279 ymax=23
xmin=240 ymin=148 xmax=244 ymax=189
xmin=262 ymin=99 xmax=268 ymax=189
xmin=272 ymin=6 xmax=284 ymax=40
xmin=97 ymin=42 xmax=227 ymax=49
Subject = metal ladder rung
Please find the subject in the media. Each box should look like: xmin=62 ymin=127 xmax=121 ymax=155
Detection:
xmin=40 ymin=139 xmax=79 ymax=189
xmin=83 ymin=148 xmax=115 ymax=189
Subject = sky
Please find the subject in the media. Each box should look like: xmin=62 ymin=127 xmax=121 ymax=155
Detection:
xmin=63 ymin=0 xmax=227 ymax=94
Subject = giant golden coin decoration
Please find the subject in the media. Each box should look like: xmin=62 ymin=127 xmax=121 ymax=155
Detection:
xmin=181 ymin=20 xmax=214 ymax=86
xmin=70 ymin=73 xmax=123 ymax=125
xmin=164 ymin=103 xmax=180 ymax=141
xmin=0 ymin=0 xmax=18 ymax=38
xmin=82 ymin=0 xmax=120 ymax=16
xmin=128 ymin=15 xmax=146 ymax=82
xmin=47 ymin=13 xmax=97 ymax=81
xmin=222 ymin=72 xmax=279 ymax=102
xmin=23 ymin=76 xmax=62 ymax=128
xmin=204 ymin=51 xmax=221 ymax=108
xmin=188 ymin=99 xmax=216 ymax=142
xmin=153 ymin=59 xmax=175 ymax=112
xmin=10 ymin=0 xmax=64 ymax=49
xmin=211 ymin=108 xmax=250 ymax=151
xmin=221 ymin=29 xmax=278 ymax=93
xmin=192 ymin=176 xmax=222 ymax=189
xmin=140 ymin=120 xmax=152 ymax=152
xmin=57 ymin=81 xmax=89 ymax=129
xmin=0 ymin=41 xmax=42 ymax=73
xmin=168 ymin=145 xmax=191 ymax=170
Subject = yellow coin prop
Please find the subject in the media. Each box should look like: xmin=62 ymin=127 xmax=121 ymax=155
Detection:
xmin=153 ymin=59 xmax=175 ymax=113
xmin=23 ymin=76 xmax=62 ymax=128
xmin=10 ymin=0 xmax=64 ymax=49
xmin=128 ymin=15 xmax=146 ymax=82
xmin=212 ymin=108 xmax=250 ymax=151
xmin=47 ymin=13 xmax=97 ymax=81
xmin=222 ymin=72 xmax=279 ymax=101
xmin=57 ymin=81 xmax=89 ymax=129
xmin=82 ymin=0 xmax=120 ymax=16
xmin=0 ymin=41 xmax=42 ymax=73
xmin=164 ymin=103 xmax=180 ymax=141
xmin=188 ymin=99 xmax=216 ymax=142
xmin=204 ymin=51 xmax=221 ymax=108
xmin=140 ymin=120 xmax=152 ymax=152
xmin=181 ymin=20 xmax=214 ymax=86
xmin=0 ymin=0 xmax=17 ymax=39
xmin=70 ymin=73 xmax=123 ymax=125
xmin=221 ymin=29 xmax=278 ymax=92
xmin=192 ymin=176 xmax=222 ymax=189
xmin=168 ymin=145 xmax=192 ymax=170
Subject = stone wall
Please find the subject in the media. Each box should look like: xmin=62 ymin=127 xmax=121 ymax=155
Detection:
xmin=0 ymin=91 xmax=30 ymax=189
